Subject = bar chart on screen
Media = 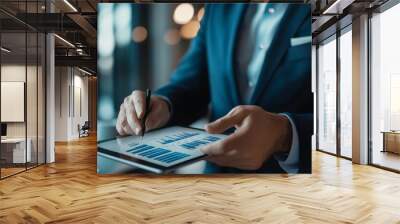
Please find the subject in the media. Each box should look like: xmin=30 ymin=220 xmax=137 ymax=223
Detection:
xmin=180 ymin=135 xmax=221 ymax=150
xmin=98 ymin=126 xmax=227 ymax=170
xmin=126 ymin=144 xmax=190 ymax=163
xmin=158 ymin=132 xmax=200 ymax=144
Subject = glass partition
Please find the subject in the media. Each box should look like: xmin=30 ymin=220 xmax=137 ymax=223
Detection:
xmin=317 ymin=36 xmax=337 ymax=154
xmin=0 ymin=1 xmax=46 ymax=179
xmin=27 ymin=30 xmax=38 ymax=169
xmin=1 ymin=30 xmax=28 ymax=177
xmin=339 ymin=28 xmax=352 ymax=158
xmin=38 ymin=32 xmax=45 ymax=165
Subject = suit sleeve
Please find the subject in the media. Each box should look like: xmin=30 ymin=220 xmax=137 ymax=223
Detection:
xmin=276 ymin=9 xmax=313 ymax=174
xmin=154 ymin=7 xmax=210 ymax=126
xmin=285 ymin=112 xmax=313 ymax=173
xmin=274 ymin=113 xmax=300 ymax=173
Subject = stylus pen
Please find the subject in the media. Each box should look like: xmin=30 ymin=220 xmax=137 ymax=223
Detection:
xmin=141 ymin=89 xmax=151 ymax=139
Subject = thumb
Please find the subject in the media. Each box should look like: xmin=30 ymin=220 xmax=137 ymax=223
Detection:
xmin=205 ymin=107 xmax=247 ymax=134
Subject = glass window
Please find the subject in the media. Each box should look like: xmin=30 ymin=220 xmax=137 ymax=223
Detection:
xmin=312 ymin=45 xmax=317 ymax=150
xmin=339 ymin=28 xmax=352 ymax=158
xmin=38 ymin=32 xmax=46 ymax=165
xmin=1 ymin=30 xmax=28 ymax=177
xmin=27 ymin=30 xmax=39 ymax=169
xmin=371 ymin=3 xmax=400 ymax=171
xmin=0 ymin=1 xmax=46 ymax=179
xmin=317 ymin=36 xmax=337 ymax=154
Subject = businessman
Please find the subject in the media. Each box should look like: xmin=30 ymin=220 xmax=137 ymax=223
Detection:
xmin=116 ymin=3 xmax=313 ymax=173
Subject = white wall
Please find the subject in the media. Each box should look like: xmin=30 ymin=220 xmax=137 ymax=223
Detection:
xmin=71 ymin=73 xmax=89 ymax=138
xmin=54 ymin=67 xmax=89 ymax=141
xmin=55 ymin=67 xmax=69 ymax=141
xmin=1 ymin=64 xmax=46 ymax=163
xmin=1 ymin=65 xmax=26 ymax=138
xmin=1 ymin=65 xmax=41 ymax=138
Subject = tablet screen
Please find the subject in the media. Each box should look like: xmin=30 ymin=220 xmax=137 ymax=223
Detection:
xmin=98 ymin=126 xmax=227 ymax=172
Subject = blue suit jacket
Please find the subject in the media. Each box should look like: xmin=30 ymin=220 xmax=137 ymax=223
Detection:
xmin=155 ymin=4 xmax=313 ymax=173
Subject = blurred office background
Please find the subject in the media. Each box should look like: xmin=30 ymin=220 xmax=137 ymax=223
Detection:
xmin=97 ymin=3 xmax=205 ymax=141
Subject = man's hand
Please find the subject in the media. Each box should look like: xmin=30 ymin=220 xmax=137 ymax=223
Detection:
xmin=116 ymin=90 xmax=171 ymax=136
xmin=201 ymin=105 xmax=292 ymax=170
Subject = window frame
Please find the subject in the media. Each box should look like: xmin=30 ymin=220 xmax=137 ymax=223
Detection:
xmin=315 ymin=21 xmax=353 ymax=161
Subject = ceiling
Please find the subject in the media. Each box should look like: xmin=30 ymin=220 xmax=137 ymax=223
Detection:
xmin=0 ymin=0 xmax=393 ymax=74
xmin=1 ymin=0 xmax=100 ymax=72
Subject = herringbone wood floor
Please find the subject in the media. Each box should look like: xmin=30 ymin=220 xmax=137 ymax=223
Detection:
xmin=1 ymin=135 xmax=400 ymax=224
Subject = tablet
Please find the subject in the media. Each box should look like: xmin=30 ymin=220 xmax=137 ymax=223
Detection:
xmin=97 ymin=126 xmax=227 ymax=173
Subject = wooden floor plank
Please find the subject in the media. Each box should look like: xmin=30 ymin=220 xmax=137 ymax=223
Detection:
xmin=1 ymin=135 xmax=400 ymax=223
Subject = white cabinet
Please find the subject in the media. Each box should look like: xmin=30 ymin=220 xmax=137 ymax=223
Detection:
xmin=1 ymin=138 xmax=32 ymax=163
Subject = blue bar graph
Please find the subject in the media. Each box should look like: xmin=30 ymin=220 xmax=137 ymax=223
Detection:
xmin=203 ymin=136 xmax=220 ymax=142
xmin=125 ymin=143 xmax=190 ymax=164
xmin=180 ymin=136 xmax=221 ymax=150
xmin=127 ymin=144 xmax=155 ymax=154
xmin=154 ymin=152 xmax=190 ymax=163
xmin=118 ymin=132 xmax=222 ymax=164
xmin=158 ymin=132 xmax=200 ymax=144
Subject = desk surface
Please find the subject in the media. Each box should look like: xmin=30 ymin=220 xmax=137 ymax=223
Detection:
xmin=381 ymin=131 xmax=400 ymax=134
xmin=1 ymin=138 xmax=28 ymax=143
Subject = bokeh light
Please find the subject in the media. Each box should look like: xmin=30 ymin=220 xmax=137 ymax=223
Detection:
xmin=268 ymin=7 xmax=275 ymax=14
xmin=180 ymin=20 xmax=200 ymax=39
xmin=99 ymin=96 xmax=115 ymax=121
xmin=114 ymin=4 xmax=132 ymax=46
xmin=98 ymin=4 xmax=115 ymax=57
xmin=173 ymin=3 xmax=194 ymax=25
xmin=132 ymin=26 xmax=148 ymax=43
xmin=98 ymin=56 xmax=114 ymax=75
xmin=197 ymin=7 xmax=205 ymax=21
xmin=164 ymin=29 xmax=181 ymax=45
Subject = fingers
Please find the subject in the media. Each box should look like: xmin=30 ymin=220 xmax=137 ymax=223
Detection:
xmin=200 ymin=131 xmax=243 ymax=156
xmin=124 ymin=96 xmax=142 ymax=135
xmin=131 ymin=90 xmax=146 ymax=119
xmin=116 ymin=90 xmax=172 ymax=136
xmin=202 ymin=106 xmax=250 ymax=156
xmin=116 ymin=106 xmax=126 ymax=135
xmin=117 ymin=92 xmax=170 ymax=136
xmin=205 ymin=106 xmax=248 ymax=134
xmin=144 ymin=98 xmax=163 ymax=131
xmin=116 ymin=104 xmax=134 ymax=136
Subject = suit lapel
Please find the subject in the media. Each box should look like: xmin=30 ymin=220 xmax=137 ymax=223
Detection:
xmin=250 ymin=5 xmax=310 ymax=104
xmin=226 ymin=4 xmax=246 ymax=106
